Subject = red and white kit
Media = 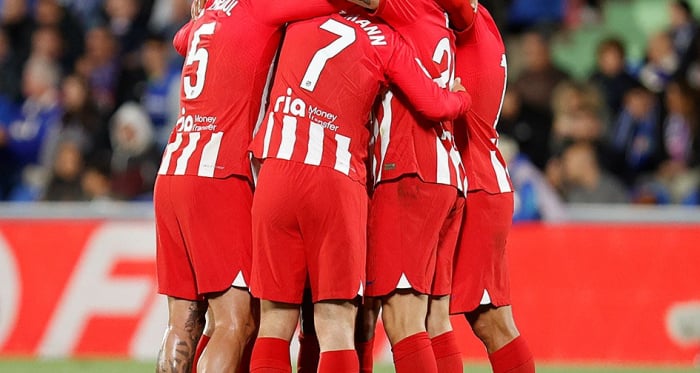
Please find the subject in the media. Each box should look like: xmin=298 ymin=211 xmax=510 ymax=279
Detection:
xmin=155 ymin=0 xmax=345 ymax=301
xmin=447 ymin=4 xmax=516 ymax=314
xmin=249 ymin=12 xmax=471 ymax=304
xmin=366 ymin=0 xmax=465 ymax=298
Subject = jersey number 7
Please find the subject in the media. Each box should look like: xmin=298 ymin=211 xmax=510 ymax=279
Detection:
xmin=301 ymin=19 xmax=356 ymax=92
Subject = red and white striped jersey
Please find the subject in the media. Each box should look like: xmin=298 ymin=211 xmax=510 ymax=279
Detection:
xmin=452 ymin=5 xmax=513 ymax=194
xmin=249 ymin=13 xmax=471 ymax=185
xmin=157 ymin=0 xmax=344 ymax=180
xmin=370 ymin=0 xmax=467 ymax=192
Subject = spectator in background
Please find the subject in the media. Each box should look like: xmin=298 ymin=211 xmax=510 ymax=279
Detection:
xmin=81 ymin=155 xmax=112 ymax=201
xmin=507 ymin=0 xmax=565 ymax=32
xmin=140 ymin=32 xmax=180 ymax=148
xmin=0 ymin=28 xmax=21 ymax=102
xmin=498 ymin=89 xmax=552 ymax=169
xmin=34 ymin=0 xmax=85 ymax=72
xmin=556 ymin=141 xmax=628 ymax=203
xmin=608 ymin=86 xmax=665 ymax=186
xmin=43 ymin=138 xmax=85 ymax=201
xmin=101 ymin=0 xmax=146 ymax=59
xmin=109 ymin=102 xmax=160 ymax=200
xmin=638 ymin=32 xmax=679 ymax=93
xmin=59 ymin=74 xmax=110 ymax=158
xmin=590 ymin=38 xmax=639 ymax=115
xmin=514 ymin=30 xmax=570 ymax=117
xmin=1 ymin=0 xmax=34 ymax=65
xmin=498 ymin=135 xmax=567 ymax=221
xmin=669 ymin=0 xmax=697 ymax=60
xmin=3 ymin=57 xmax=62 ymax=200
xmin=30 ymin=26 xmax=63 ymax=64
xmin=75 ymin=26 xmax=118 ymax=113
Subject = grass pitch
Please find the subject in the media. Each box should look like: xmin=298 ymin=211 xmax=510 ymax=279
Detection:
xmin=0 ymin=360 xmax=697 ymax=373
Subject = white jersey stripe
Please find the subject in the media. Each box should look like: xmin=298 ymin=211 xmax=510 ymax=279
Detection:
xmin=175 ymin=132 xmax=201 ymax=175
xmin=253 ymin=50 xmax=279 ymax=137
xmin=304 ymin=122 xmax=324 ymax=166
xmin=198 ymin=132 xmax=223 ymax=177
xmin=491 ymin=150 xmax=512 ymax=193
xmin=376 ymin=92 xmax=393 ymax=184
xmin=334 ymin=133 xmax=351 ymax=175
xmin=158 ymin=133 xmax=184 ymax=175
xmin=449 ymin=147 xmax=464 ymax=191
xmin=277 ymin=115 xmax=297 ymax=160
xmin=262 ymin=112 xmax=274 ymax=158
xmin=435 ymin=136 xmax=450 ymax=185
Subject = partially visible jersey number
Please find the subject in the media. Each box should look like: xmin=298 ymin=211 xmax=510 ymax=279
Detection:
xmin=184 ymin=22 xmax=216 ymax=100
xmin=301 ymin=19 xmax=356 ymax=92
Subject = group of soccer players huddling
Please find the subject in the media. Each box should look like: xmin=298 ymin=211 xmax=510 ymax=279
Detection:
xmin=154 ymin=0 xmax=536 ymax=372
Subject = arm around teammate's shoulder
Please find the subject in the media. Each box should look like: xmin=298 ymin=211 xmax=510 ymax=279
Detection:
xmin=251 ymin=0 xmax=347 ymax=26
xmin=383 ymin=36 xmax=472 ymax=122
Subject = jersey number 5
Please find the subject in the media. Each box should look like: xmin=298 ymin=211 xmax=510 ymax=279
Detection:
xmin=184 ymin=22 xmax=216 ymax=100
xmin=301 ymin=19 xmax=356 ymax=92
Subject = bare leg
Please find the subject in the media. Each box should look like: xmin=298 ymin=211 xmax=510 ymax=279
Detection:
xmin=426 ymin=295 xmax=452 ymax=338
xmin=157 ymin=297 xmax=207 ymax=373
xmin=466 ymin=305 xmax=519 ymax=353
xmin=313 ymin=300 xmax=358 ymax=352
xmin=198 ymin=288 xmax=256 ymax=373
xmin=381 ymin=291 xmax=429 ymax=345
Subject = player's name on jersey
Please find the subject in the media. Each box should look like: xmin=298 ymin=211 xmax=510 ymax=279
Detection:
xmin=209 ymin=0 xmax=238 ymax=15
xmin=343 ymin=14 xmax=387 ymax=46
xmin=273 ymin=88 xmax=340 ymax=131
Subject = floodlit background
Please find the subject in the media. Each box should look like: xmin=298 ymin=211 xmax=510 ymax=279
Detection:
xmin=0 ymin=0 xmax=699 ymax=372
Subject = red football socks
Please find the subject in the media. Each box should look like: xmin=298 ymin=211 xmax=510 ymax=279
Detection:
xmin=192 ymin=334 xmax=210 ymax=373
xmin=392 ymin=332 xmax=438 ymax=373
xmin=356 ymin=337 xmax=375 ymax=373
xmin=431 ymin=331 xmax=463 ymax=373
xmin=488 ymin=336 xmax=535 ymax=373
xmin=317 ymin=349 xmax=359 ymax=373
xmin=296 ymin=332 xmax=320 ymax=373
xmin=250 ymin=337 xmax=292 ymax=373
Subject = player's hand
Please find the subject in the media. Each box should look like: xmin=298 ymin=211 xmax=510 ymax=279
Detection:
xmin=451 ymin=77 xmax=466 ymax=93
xmin=470 ymin=0 xmax=478 ymax=12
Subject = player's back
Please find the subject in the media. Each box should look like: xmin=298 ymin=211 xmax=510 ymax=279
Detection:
xmin=251 ymin=14 xmax=400 ymax=185
xmin=371 ymin=0 xmax=466 ymax=191
xmin=158 ymin=0 xmax=342 ymax=180
xmin=453 ymin=5 xmax=513 ymax=193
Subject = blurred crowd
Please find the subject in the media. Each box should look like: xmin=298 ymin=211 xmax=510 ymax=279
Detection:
xmin=0 ymin=0 xmax=699 ymax=216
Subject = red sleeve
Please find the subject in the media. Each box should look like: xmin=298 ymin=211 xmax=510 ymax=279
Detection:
xmin=384 ymin=36 xmax=471 ymax=122
xmin=251 ymin=0 xmax=346 ymax=26
xmin=372 ymin=0 xmax=421 ymax=29
xmin=172 ymin=21 xmax=194 ymax=57
xmin=435 ymin=0 xmax=476 ymax=32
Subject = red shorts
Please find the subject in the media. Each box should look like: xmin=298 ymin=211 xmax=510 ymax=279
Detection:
xmin=155 ymin=174 xmax=253 ymax=301
xmin=366 ymin=176 xmax=464 ymax=297
xmin=450 ymin=191 xmax=514 ymax=314
xmin=251 ymin=159 xmax=367 ymax=304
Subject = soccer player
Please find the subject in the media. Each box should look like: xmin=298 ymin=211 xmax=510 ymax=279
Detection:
xmin=248 ymin=11 xmax=472 ymax=373
xmin=345 ymin=0 xmax=469 ymax=372
xmin=155 ymin=0 xmax=349 ymax=372
xmin=437 ymin=2 xmax=537 ymax=372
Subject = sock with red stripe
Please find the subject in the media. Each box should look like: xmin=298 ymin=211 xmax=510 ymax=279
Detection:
xmin=356 ymin=337 xmax=375 ymax=373
xmin=392 ymin=332 xmax=438 ymax=373
xmin=488 ymin=336 xmax=535 ymax=373
xmin=296 ymin=332 xmax=320 ymax=373
xmin=317 ymin=349 xmax=359 ymax=373
xmin=250 ymin=337 xmax=292 ymax=373
xmin=431 ymin=331 xmax=462 ymax=373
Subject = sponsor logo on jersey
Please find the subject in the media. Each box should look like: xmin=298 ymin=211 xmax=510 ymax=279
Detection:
xmin=175 ymin=108 xmax=218 ymax=132
xmin=273 ymin=88 xmax=340 ymax=131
